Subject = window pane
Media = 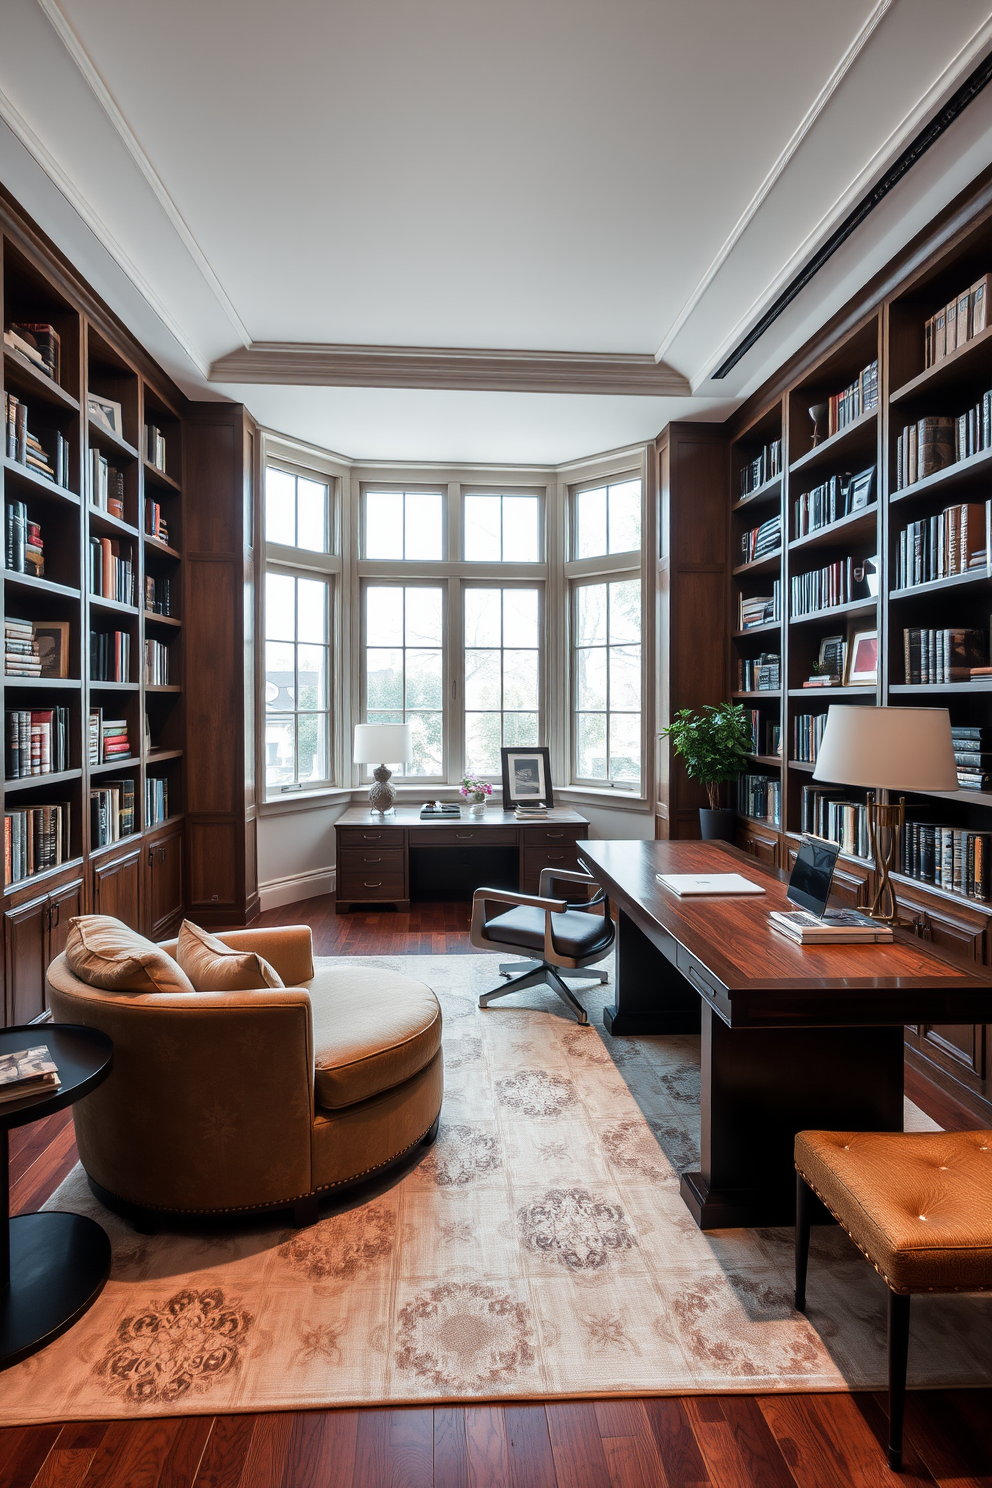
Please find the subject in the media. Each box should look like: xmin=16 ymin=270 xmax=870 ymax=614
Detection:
xmin=405 ymin=649 xmax=443 ymax=710
xmin=409 ymin=713 xmax=443 ymax=775
xmin=265 ymin=573 xmax=296 ymax=641
xmin=502 ymin=712 xmax=538 ymax=748
xmin=405 ymin=587 xmax=443 ymax=647
xmin=297 ymin=712 xmax=328 ymax=782
xmin=502 ymin=588 xmax=539 ymax=648
xmin=366 ymin=649 xmax=404 ymax=710
xmin=610 ymin=645 xmax=641 ymax=711
xmin=576 ymin=647 xmax=607 ymax=711
xmin=405 ymin=492 xmax=443 ymax=561
xmin=610 ymin=714 xmax=640 ymax=780
xmin=464 ymin=495 xmax=501 ymax=561
xmin=502 ymin=496 xmax=539 ymax=562
xmin=465 ymin=648 xmax=502 ymax=710
xmin=577 ymin=713 xmax=607 ymax=779
xmin=265 ymin=468 xmax=296 ymax=546
xmin=465 ymin=587 xmax=501 ymax=647
xmin=608 ymin=579 xmax=640 ymax=644
xmin=607 ymin=480 xmax=641 ymax=553
xmin=365 ymin=492 xmax=403 ymax=558
xmin=265 ymin=715 xmax=295 ymax=789
xmin=367 ymin=586 xmax=404 ymax=646
xmin=502 ymin=649 xmax=538 ymax=711
xmin=296 ymin=644 xmax=328 ymax=710
xmin=265 ymin=641 xmax=295 ymax=711
xmin=576 ymin=486 xmax=607 ymax=559
xmin=297 ymin=478 xmax=328 ymax=552
xmin=465 ymin=712 xmax=501 ymax=776
xmin=297 ymin=578 xmax=327 ymax=643
xmin=576 ymin=584 xmax=607 ymax=646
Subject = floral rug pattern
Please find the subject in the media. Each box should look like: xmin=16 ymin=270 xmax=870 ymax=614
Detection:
xmin=2 ymin=952 xmax=989 ymax=1422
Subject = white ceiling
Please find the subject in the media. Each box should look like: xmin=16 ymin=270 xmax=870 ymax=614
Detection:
xmin=2 ymin=0 xmax=992 ymax=462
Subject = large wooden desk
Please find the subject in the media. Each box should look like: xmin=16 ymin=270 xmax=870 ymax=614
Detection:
xmin=578 ymin=839 xmax=992 ymax=1230
xmin=335 ymin=806 xmax=589 ymax=912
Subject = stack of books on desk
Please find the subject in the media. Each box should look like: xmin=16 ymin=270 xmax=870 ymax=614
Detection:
xmin=514 ymin=803 xmax=549 ymax=819
xmin=0 ymin=1044 xmax=60 ymax=1103
xmin=769 ymin=909 xmax=893 ymax=944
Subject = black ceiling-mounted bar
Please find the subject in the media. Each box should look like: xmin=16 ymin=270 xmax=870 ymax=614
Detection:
xmin=710 ymin=47 xmax=992 ymax=380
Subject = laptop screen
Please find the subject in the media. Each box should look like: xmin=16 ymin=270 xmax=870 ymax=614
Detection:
xmin=787 ymin=833 xmax=840 ymax=917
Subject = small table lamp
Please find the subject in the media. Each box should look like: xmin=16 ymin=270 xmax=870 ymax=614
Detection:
xmin=353 ymin=722 xmax=414 ymax=815
xmin=813 ymin=706 xmax=958 ymax=923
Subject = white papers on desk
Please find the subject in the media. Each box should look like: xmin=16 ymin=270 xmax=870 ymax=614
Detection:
xmin=656 ymin=873 xmax=766 ymax=897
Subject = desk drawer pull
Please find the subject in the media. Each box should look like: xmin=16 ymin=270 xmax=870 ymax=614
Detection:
xmin=362 ymin=833 xmax=383 ymax=841
xmin=546 ymin=852 xmax=565 ymax=861
xmin=364 ymin=880 xmax=383 ymax=888
xmin=685 ymin=964 xmax=717 ymax=999
xmin=455 ymin=832 xmax=475 ymax=840
xmin=546 ymin=832 xmax=564 ymax=839
xmin=362 ymin=856 xmax=382 ymax=863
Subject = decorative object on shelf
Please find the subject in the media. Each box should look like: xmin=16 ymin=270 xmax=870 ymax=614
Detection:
xmin=853 ymin=555 xmax=879 ymax=598
xmin=33 ymin=620 xmax=69 ymax=679
xmin=500 ymin=746 xmax=554 ymax=808
xmin=808 ymin=403 xmax=828 ymax=446
xmin=661 ymin=703 xmax=753 ymax=841
xmin=813 ymin=705 xmax=958 ymax=923
xmin=845 ymin=629 xmax=878 ymax=686
xmin=353 ymin=721 xmax=414 ymax=815
xmin=460 ymin=775 xmax=492 ymax=817
xmin=87 ymin=395 xmax=123 ymax=438
xmin=847 ymin=465 xmax=877 ymax=511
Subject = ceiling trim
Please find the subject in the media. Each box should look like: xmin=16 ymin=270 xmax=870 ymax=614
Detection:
xmin=210 ymin=343 xmax=692 ymax=397
xmin=653 ymin=0 xmax=892 ymax=365
xmin=34 ymin=0 xmax=252 ymax=351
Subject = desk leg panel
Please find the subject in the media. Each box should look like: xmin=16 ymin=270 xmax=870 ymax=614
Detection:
xmin=603 ymin=909 xmax=701 ymax=1036
xmin=681 ymin=1007 xmax=904 ymax=1229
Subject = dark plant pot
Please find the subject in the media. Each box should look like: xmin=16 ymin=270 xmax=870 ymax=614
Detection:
xmin=699 ymin=807 xmax=736 ymax=842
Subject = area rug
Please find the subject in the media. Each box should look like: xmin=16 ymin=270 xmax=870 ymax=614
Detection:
xmin=1 ymin=953 xmax=989 ymax=1423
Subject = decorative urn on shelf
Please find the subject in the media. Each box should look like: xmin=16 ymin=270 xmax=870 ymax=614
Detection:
xmin=460 ymin=776 xmax=493 ymax=818
xmin=661 ymin=703 xmax=754 ymax=843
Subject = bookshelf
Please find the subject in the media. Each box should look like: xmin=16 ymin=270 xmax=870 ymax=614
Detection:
xmin=1 ymin=199 xmax=187 ymax=1022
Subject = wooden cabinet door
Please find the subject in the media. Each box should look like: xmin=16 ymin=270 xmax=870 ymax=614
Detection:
xmin=4 ymin=894 xmax=49 ymax=1025
xmin=895 ymin=880 xmax=989 ymax=1084
xmin=47 ymin=878 xmax=83 ymax=967
xmin=734 ymin=822 xmax=779 ymax=867
xmin=146 ymin=826 xmax=183 ymax=940
xmin=92 ymin=847 xmax=142 ymax=929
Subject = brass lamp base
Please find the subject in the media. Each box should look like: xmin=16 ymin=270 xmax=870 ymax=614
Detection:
xmin=865 ymin=795 xmax=909 ymax=926
xmin=368 ymin=763 xmax=396 ymax=816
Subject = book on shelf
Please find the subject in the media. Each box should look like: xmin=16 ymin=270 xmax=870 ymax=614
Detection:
xmin=790 ymin=555 xmax=875 ymax=616
xmin=5 ymin=501 xmax=44 ymax=577
xmin=826 ymin=359 xmax=878 ymax=437
xmin=4 ymin=617 xmax=40 ymax=676
xmin=145 ymin=775 xmax=169 ymax=826
xmin=0 ymin=1043 xmax=60 ymax=1105
xmin=768 ymin=909 xmax=893 ymax=945
xmin=740 ymin=515 xmax=780 ymax=563
xmin=88 ymin=709 xmax=131 ymax=764
xmin=90 ymin=450 xmax=124 ymax=518
xmin=4 ymin=802 xmax=71 ymax=884
xmin=903 ymin=628 xmax=988 ymax=684
xmin=90 ymin=629 xmax=130 ymax=683
xmin=737 ymin=653 xmax=780 ymax=692
xmin=144 ymin=637 xmax=170 ymax=686
xmin=88 ymin=536 xmax=135 ymax=605
xmin=739 ymin=440 xmax=781 ymax=499
xmin=90 ymin=778 xmax=135 ymax=847
xmin=5 ymin=706 xmax=70 ymax=779
xmin=895 ymin=500 xmax=991 ymax=587
xmin=738 ymin=582 xmax=780 ymax=628
xmin=3 ymin=322 xmax=60 ymax=382
xmin=4 ymin=394 xmax=69 ymax=485
xmin=144 ymin=498 xmax=169 ymax=544
xmin=793 ymin=712 xmax=828 ymax=763
xmin=144 ymin=424 xmax=167 ymax=472
xmin=793 ymin=466 xmax=876 ymax=538
xmin=924 ymin=275 xmax=991 ymax=366
xmin=902 ymin=821 xmax=991 ymax=901
xmin=144 ymin=574 xmax=172 ymax=616
xmin=894 ymin=395 xmax=992 ymax=489
xmin=801 ymin=786 xmax=870 ymax=859
xmin=739 ymin=774 xmax=780 ymax=825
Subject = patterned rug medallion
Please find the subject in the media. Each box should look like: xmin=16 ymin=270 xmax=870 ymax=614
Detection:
xmin=2 ymin=953 xmax=990 ymax=1422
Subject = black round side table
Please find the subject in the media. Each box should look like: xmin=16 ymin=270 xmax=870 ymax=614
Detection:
xmin=0 ymin=1023 xmax=113 ymax=1369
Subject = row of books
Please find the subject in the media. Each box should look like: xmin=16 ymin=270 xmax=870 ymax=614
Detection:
xmin=740 ymin=515 xmax=780 ymax=564
xmin=792 ymin=465 xmax=875 ymax=539
xmin=952 ymin=725 xmax=990 ymax=791
xmin=825 ymin=359 xmax=878 ymax=438
xmin=801 ymin=786 xmax=870 ymax=860
xmin=144 ymin=424 xmax=168 ymax=472
xmin=895 ymin=501 xmax=990 ymax=588
xmin=902 ymin=628 xmax=988 ymax=685
xmin=6 ymin=501 xmax=43 ymax=577
xmin=4 ymin=394 xmax=69 ymax=486
xmin=793 ymin=712 xmax=827 ymax=764
xmin=145 ymin=776 xmax=170 ymax=826
xmin=744 ymin=711 xmax=781 ymax=756
xmin=739 ymin=774 xmax=781 ymax=825
xmin=738 ymin=582 xmax=780 ymax=629
xmin=91 ymin=629 xmax=130 ymax=684
xmin=145 ymin=499 xmax=169 ymax=544
xmin=901 ymin=823 xmax=990 ymax=901
xmin=923 ymin=275 xmax=990 ymax=366
xmin=6 ymin=706 xmax=70 ymax=779
xmin=91 ymin=779 xmax=135 ymax=847
xmin=88 ymin=537 xmax=135 ymax=605
xmin=3 ymin=322 xmax=61 ymax=382
xmin=144 ymin=638 xmax=170 ymax=686
xmin=90 ymin=450 xmax=125 ymax=518
xmin=4 ymin=803 xmax=70 ymax=884
xmin=739 ymin=440 xmax=782 ymax=499
xmin=790 ymin=555 xmax=862 ymax=616
xmin=144 ymin=575 xmax=172 ymax=616
xmin=894 ymin=400 xmax=992 ymax=490
xmin=738 ymin=653 xmax=780 ymax=692
xmin=5 ymin=616 xmax=40 ymax=676
xmin=87 ymin=711 xmax=130 ymax=765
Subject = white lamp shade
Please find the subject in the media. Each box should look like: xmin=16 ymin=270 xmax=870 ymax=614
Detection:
xmin=812 ymin=706 xmax=958 ymax=792
xmin=353 ymin=722 xmax=414 ymax=765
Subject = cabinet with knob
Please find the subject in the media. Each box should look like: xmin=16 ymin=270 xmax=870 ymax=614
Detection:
xmin=3 ymin=872 xmax=83 ymax=1024
xmin=145 ymin=821 xmax=183 ymax=940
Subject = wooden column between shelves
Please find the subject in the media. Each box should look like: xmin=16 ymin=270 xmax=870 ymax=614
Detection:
xmin=655 ymin=423 xmax=730 ymax=839
xmin=184 ymin=404 xmax=258 ymax=925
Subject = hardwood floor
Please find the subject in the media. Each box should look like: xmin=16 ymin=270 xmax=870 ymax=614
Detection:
xmin=4 ymin=893 xmax=990 ymax=1488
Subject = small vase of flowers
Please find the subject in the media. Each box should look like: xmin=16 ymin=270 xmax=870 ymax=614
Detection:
xmin=460 ymin=775 xmax=492 ymax=817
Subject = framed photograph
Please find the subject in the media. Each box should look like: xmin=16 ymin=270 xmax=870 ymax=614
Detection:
xmin=845 ymin=629 xmax=878 ymax=686
xmin=846 ymin=465 xmax=876 ymax=512
xmin=87 ymin=394 xmax=123 ymax=438
xmin=818 ymin=634 xmax=847 ymax=679
xmin=501 ymin=746 xmax=554 ymax=807
xmin=33 ymin=621 xmax=70 ymax=679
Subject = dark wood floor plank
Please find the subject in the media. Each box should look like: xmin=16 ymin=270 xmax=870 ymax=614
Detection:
xmin=503 ymin=1405 xmax=557 ymax=1488
xmin=388 ymin=1409 xmax=434 ymax=1488
xmin=464 ymin=1406 xmax=509 ymax=1488
xmin=278 ymin=1411 xmax=359 ymax=1488
xmin=10 ymin=1118 xmax=78 ymax=1215
xmin=758 ymin=1394 xmax=934 ymax=1488
xmin=30 ymin=1423 xmax=106 ymax=1488
xmin=158 ymin=1418 xmax=215 ymax=1488
xmin=0 ymin=1426 xmax=61 ymax=1488
xmin=682 ymin=1399 xmax=767 ymax=1488
xmin=9 ymin=1107 xmax=73 ymax=1170
xmin=190 ymin=1416 xmax=257 ymax=1488
xmin=716 ymin=1398 xmax=799 ymax=1488
xmin=901 ymin=1389 xmax=992 ymax=1486
xmin=600 ymin=1432 xmax=670 ymax=1488
xmin=545 ymin=1403 xmax=612 ymax=1488
xmin=80 ymin=1419 xmax=183 ymax=1488
xmin=238 ymin=1413 xmax=295 ymax=1488
xmin=642 ymin=1399 xmax=710 ymax=1488
xmin=434 ymin=1408 xmax=469 ymax=1488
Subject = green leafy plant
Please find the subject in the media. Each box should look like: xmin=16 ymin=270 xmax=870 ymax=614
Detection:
xmin=661 ymin=703 xmax=753 ymax=810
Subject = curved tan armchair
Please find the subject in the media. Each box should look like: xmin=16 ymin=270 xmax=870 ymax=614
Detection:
xmin=47 ymin=924 xmax=443 ymax=1227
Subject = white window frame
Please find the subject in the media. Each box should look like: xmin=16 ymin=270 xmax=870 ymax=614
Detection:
xmin=462 ymin=579 xmax=545 ymax=780
xmin=360 ymin=577 xmax=449 ymax=784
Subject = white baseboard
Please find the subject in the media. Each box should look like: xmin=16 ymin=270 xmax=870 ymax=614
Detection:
xmin=259 ymin=867 xmax=336 ymax=912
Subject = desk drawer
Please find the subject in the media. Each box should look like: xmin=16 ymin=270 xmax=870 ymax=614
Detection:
xmin=337 ymin=871 xmax=406 ymax=901
xmin=409 ymin=826 xmax=519 ymax=846
xmin=339 ymin=848 xmax=405 ymax=873
xmin=675 ymin=945 xmax=723 ymax=1004
xmin=338 ymin=827 xmax=405 ymax=847
xmin=523 ymin=826 xmax=586 ymax=846
xmin=522 ymin=845 xmax=582 ymax=892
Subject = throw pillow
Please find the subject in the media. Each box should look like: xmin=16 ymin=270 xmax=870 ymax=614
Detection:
xmin=176 ymin=920 xmax=285 ymax=993
xmin=66 ymin=915 xmax=196 ymax=994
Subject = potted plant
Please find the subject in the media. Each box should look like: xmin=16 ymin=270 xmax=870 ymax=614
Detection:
xmin=661 ymin=703 xmax=753 ymax=841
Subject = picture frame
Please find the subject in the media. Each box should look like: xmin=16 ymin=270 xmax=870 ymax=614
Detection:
xmin=845 ymin=629 xmax=878 ymax=686
xmin=818 ymin=634 xmax=847 ymax=679
xmin=33 ymin=621 xmax=70 ymax=679
xmin=500 ymin=746 xmax=554 ymax=807
xmin=846 ymin=464 xmax=876 ymax=512
xmin=87 ymin=394 xmax=123 ymax=438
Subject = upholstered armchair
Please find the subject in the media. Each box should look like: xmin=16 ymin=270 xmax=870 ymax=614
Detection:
xmin=47 ymin=924 xmax=443 ymax=1227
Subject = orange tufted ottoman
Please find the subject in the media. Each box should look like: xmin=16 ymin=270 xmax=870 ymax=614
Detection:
xmin=794 ymin=1129 xmax=992 ymax=1472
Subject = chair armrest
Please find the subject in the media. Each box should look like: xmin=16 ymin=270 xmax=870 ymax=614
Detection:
xmin=469 ymin=886 xmax=567 ymax=952
xmin=158 ymin=925 xmax=316 ymax=985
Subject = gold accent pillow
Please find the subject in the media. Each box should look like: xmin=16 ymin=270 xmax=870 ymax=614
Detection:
xmin=66 ymin=915 xmax=196 ymax=994
xmin=176 ymin=920 xmax=285 ymax=993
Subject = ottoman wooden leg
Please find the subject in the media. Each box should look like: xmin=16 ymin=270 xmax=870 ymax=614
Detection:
xmin=887 ymin=1290 xmax=911 ymax=1471
xmin=794 ymin=1171 xmax=812 ymax=1313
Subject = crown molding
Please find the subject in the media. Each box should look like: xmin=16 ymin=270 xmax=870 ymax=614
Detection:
xmin=210 ymin=342 xmax=692 ymax=397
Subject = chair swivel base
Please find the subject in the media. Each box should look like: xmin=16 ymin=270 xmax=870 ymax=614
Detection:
xmin=498 ymin=960 xmax=608 ymax=985
xmin=480 ymin=964 xmax=593 ymax=1024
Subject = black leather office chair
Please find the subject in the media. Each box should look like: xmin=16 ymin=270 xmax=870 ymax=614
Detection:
xmin=470 ymin=867 xmax=615 ymax=1025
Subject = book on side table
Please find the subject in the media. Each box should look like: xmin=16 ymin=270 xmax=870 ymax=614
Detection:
xmin=0 ymin=1043 xmax=60 ymax=1103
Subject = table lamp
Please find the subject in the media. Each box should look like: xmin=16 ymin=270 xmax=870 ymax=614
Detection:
xmin=353 ymin=722 xmax=414 ymax=815
xmin=813 ymin=706 xmax=958 ymax=924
